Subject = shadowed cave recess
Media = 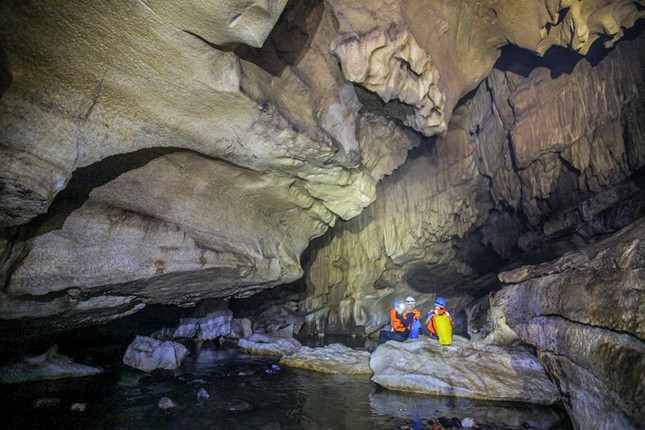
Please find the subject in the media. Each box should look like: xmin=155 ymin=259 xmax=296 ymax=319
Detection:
xmin=0 ymin=0 xmax=643 ymax=429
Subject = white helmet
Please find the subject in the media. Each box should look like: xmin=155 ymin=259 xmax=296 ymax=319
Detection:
xmin=405 ymin=296 xmax=416 ymax=304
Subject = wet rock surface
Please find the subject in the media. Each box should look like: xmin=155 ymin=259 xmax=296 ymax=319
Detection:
xmin=0 ymin=340 xmax=571 ymax=429
xmin=279 ymin=343 xmax=372 ymax=374
xmin=0 ymin=345 xmax=103 ymax=383
xmin=370 ymin=336 xmax=558 ymax=404
xmin=122 ymin=335 xmax=189 ymax=372
xmin=237 ymin=333 xmax=302 ymax=357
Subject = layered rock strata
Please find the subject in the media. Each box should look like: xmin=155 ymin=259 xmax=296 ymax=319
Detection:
xmin=494 ymin=218 xmax=644 ymax=430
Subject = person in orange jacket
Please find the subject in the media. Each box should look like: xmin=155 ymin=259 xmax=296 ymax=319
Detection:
xmin=378 ymin=296 xmax=421 ymax=344
xmin=389 ymin=301 xmax=407 ymax=332
xmin=401 ymin=296 xmax=421 ymax=329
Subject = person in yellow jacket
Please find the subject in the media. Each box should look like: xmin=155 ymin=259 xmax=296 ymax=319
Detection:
xmin=425 ymin=296 xmax=454 ymax=345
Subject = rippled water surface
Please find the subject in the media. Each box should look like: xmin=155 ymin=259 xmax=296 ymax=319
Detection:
xmin=0 ymin=342 xmax=572 ymax=430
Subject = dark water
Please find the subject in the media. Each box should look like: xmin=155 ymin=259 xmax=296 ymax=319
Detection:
xmin=0 ymin=342 xmax=572 ymax=430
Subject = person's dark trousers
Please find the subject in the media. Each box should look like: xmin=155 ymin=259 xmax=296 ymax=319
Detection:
xmin=377 ymin=330 xmax=409 ymax=345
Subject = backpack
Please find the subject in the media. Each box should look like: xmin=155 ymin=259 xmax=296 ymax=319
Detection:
xmin=434 ymin=313 xmax=452 ymax=345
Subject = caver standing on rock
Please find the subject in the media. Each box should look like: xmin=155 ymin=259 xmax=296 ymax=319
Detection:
xmin=377 ymin=296 xmax=422 ymax=344
xmin=424 ymin=296 xmax=454 ymax=345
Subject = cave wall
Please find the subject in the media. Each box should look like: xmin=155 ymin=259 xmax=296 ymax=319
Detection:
xmin=300 ymin=33 xmax=645 ymax=335
xmin=0 ymin=0 xmax=422 ymax=326
xmin=0 ymin=3 xmax=643 ymax=428
xmin=494 ymin=218 xmax=644 ymax=430
xmin=0 ymin=0 xmax=643 ymax=338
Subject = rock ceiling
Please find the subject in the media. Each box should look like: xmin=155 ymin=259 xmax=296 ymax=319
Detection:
xmin=0 ymin=0 xmax=643 ymax=330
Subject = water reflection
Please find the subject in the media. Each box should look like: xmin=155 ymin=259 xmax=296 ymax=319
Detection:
xmin=370 ymin=389 xmax=566 ymax=429
xmin=0 ymin=343 xmax=571 ymax=429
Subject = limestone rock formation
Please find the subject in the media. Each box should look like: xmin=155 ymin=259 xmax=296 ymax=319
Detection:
xmin=228 ymin=318 xmax=253 ymax=339
xmin=122 ymin=335 xmax=189 ymax=372
xmin=238 ymin=333 xmax=302 ymax=357
xmin=300 ymin=32 xmax=645 ymax=336
xmin=0 ymin=2 xmax=643 ymax=426
xmin=494 ymin=217 xmax=644 ymax=430
xmin=329 ymin=0 xmax=447 ymax=136
xmin=370 ymin=336 xmax=559 ymax=404
xmin=279 ymin=343 xmax=372 ymax=374
xmin=329 ymin=0 xmax=645 ymax=135
xmin=152 ymin=300 xmax=233 ymax=341
xmin=143 ymin=0 xmax=289 ymax=48
xmin=0 ymin=0 xmax=425 ymax=327
xmin=0 ymin=4 xmax=642 ymax=409
xmin=0 ymin=345 xmax=103 ymax=383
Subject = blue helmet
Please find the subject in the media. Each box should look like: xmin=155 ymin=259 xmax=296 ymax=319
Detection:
xmin=435 ymin=297 xmax=447 ymax=308
xmin=393 ymin=300 xmax=401 ymax=308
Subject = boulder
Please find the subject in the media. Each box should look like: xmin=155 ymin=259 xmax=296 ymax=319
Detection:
xmin=237 ymin=333 xmax=301 ymax=357
xmin=253 ymin=304 xmax=305 ymax=335
xmin=153 ymin=300 xmax=233 ymax=341
xmin=158 ymin=397 xmax=178 ymax=410
xmin=279 ymin=343 xmax=372 ymax=375
xmin=370 ymin=336 xmax=558 ymax=404
xmin=123 ymin=335 xmax=189 ymax=372
xmin=228 ymin=318 xmax=253 ymax=339
xmin=0 ymin=345 xmax=103 ymax=383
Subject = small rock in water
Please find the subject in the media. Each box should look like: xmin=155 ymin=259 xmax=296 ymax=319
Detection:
xmin=461 ymin=417 xmax=475 ymax=428
xmin=32 ymin=398 xmax=61 ymax=409
xmin=264 ymin=363 xmax=281 ymax=374
xmin=237 ymin=370 xmax=255 ymax=377
xmin=196 ymin=387 xmax=210 ymax=402
xmin=158 ymin=396 xmax=177 ymax=410
xmin=70 ymin=403 xmax=87 ymax=412
xmin=225 ymin=399 xmax=252 ymax=413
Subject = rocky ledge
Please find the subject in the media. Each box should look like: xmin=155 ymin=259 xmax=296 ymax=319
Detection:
xmin=370 ymin=336 xmax=558 ymax=404
xmin=279 ymin=343 xmax=371 ymax=375
xmin=495 ymin=217 xmax=645 ymax=429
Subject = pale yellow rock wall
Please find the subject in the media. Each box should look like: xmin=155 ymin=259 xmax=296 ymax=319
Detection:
xmin=301 ymin=33 xmax=645 ymax=334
